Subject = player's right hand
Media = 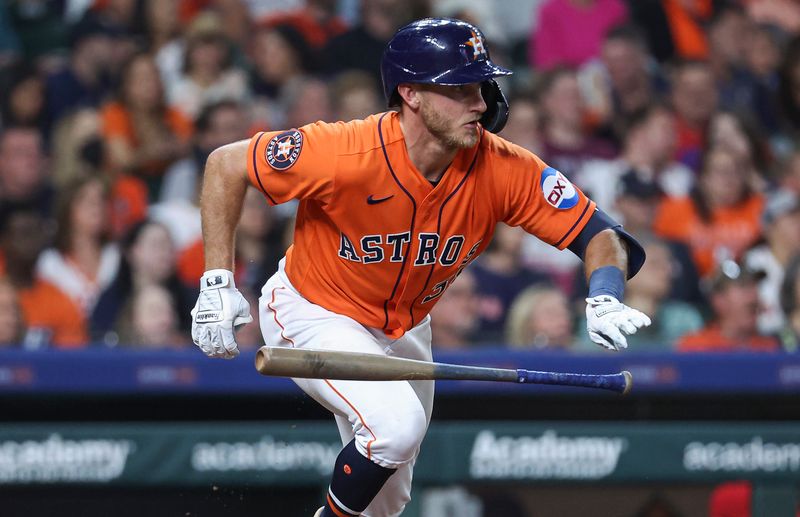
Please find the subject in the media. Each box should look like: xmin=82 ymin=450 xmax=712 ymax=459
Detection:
xmin=191 ymin=269 xmax=253 ymax=359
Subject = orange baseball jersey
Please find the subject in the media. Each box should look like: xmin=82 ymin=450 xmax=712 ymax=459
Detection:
xmin=247 ymin=111 xmax=596 ymax=338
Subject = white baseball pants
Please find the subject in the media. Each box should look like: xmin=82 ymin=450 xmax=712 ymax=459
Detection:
xmin=259 ymin=260 xmax=435 ymax=517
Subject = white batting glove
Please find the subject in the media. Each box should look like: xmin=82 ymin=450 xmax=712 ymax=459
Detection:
xmin=585 ymin=295 xmax=651 ymax=351
xmin=191 ymin=269 xmax=253 ymax=359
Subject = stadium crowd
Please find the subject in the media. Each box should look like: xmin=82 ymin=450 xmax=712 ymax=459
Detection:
xmin=1 ymin=0 xmax=800 ymax=354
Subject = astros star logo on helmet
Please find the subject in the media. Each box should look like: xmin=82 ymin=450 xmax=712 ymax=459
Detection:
xmin=465 ymin=30 xmax=486 ymax=60
xmin=266 ymin=129 xmax=303 ymax=171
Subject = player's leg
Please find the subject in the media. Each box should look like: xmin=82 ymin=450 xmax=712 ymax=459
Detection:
xmin=259 ymin=268 xmax=429 ymax=516
xmin=360 ymin=316 xmax=435 ymax=517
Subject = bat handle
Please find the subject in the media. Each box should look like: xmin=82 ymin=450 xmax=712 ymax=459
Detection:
xmin=516 ymin=369 xmax=633 ymax=395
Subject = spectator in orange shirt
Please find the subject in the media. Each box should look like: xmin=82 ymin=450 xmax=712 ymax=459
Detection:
xmin=0 ymin=206 xmax=88 ymax=348
xmin=101 ymin=51 xmax=193 ymax=200
xmin=654 ymin=145 xmax=764 ymax=277
xmin=677 ymin=260 xmax=779 ymax=352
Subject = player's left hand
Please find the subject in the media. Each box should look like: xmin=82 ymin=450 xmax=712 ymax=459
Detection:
xmin=585 ymin=295 xmax=651 ymax=351
xmin=191 ymin=269 xmax=253 ymax=359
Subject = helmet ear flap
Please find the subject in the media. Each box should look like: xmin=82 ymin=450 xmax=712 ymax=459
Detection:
xmin=479 ymin=80 xmax=509 ymax=134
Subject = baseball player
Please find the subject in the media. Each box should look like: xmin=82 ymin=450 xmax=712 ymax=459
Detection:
xmin=191 ymin=18 xmax=651 ymax=517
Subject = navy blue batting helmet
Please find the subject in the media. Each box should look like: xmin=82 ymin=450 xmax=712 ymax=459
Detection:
xmin=381 ymin=18 xmax=513 ymax=133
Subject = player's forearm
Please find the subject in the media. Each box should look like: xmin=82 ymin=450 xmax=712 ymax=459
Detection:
xmin=200 ymin=142 xmax=250 ymax=271
xmin=584 ymin=229 xmax=628 ymax=280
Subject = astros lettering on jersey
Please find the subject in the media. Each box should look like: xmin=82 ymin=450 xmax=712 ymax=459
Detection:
xmin=247 ymin=111 xmax=596 ymax=338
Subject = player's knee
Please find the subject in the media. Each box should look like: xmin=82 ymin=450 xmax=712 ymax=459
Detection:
xmin=363 ymin=403 xmax=427 ymax=466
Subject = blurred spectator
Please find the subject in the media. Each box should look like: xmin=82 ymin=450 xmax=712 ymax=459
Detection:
xmin=7 ymin=0 xmax=68 ymax=60
xmin=323 ymin=0 xmax=419 ymax=85
xmin=115 ymin=284 xmax=187 ymax=348
xmin=50 ymin=108 xmax=105 ymax=188
xmin=580 ymin=24 xmax=669 ymax=139
xmin=159 ymin=100 xmax=249 ymax=205
xmin=746 ymin=0 xmax=800 ymax=35
xmin=776 ymin=36 xmax=800 ymax=145
xmin=677 ymin=259 xmax=779 ymax=352
xmin=628 ymin=0 xmax=717 ymax=63
xmin=0 ymin=126 xmax=53 ymax=216
xmin=654 ymin=146 xmax=764 ymax=277
xmin=744 ymin=189 xmax=800 ymax=334
xmin=91 ymin=219 xmax=195 ymax=344
xmin=613 ymin=171 xmax=703 ymax=304
xmin=539 ymin=67 xmax=617 ymax=181
xmin=471 ymin=224 xmax=548 ymax=343
xmin=0 ymin=278 xmax=23 ymax=347
xmin=707 ymin=3 xmax=771 ymax=124
xmin=498 ymin=92 xmax=543 ymax=155
xmin=430 ymin=269 xmax=480 ymax=349
xmin=101 ymin=51 xmax=193 ymax=199
xmin=744 ymin=23 xmax=785 ymax=134
xmin=1 ymin=64 xmax=46 ymax=132
xmin=670 ymin=60 xmax=719 ymax=170
xmin=578 ymin=239 xmax=703 ymax=352
xmin=36 ymin=176 xmax=120 ymax=316
xmin=0 ymin=206 xmax=87 ymax=349
xmin=779 ymin=254 xmax=800 ymax=352
xmin=167 ymin=12 xmax=250 ymax=119
xmin=530 ymin=0 xmax=628 ymax=70
xmin=707 ymin=110 xmax=770 ymax=191
xmin=143 ymin=0 xmax=185 ymax=89
xmin=285 ymin=77 xmax=333 ymax=128
xmin=45 ymin=13 xmax=116 ymax=128
xmin=329 ymin=70 xmax=383 ymax=123
xmin=249 ymin=22 xmax=317 ymax=128
xmin=213 ymin=0 xmax=254 ymax=51
xmin=576 ymin=103 xmax=693 ymax=216
xmin=152 ymin=100 xmax=250 ymax=286
xmin=259 ymin=0 xmax=348 ymax=49
xmin=505 ymin=285 xmax=575 ymax=349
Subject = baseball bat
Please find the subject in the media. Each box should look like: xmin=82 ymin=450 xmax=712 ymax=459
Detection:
xmin=254 ymin=346 xmax=632 ymax=395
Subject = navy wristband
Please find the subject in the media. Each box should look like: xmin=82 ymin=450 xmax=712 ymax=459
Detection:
xmin=588 ymin=266 xmax=625 ymax=301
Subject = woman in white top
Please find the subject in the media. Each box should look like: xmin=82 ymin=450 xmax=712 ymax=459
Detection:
xmin=36 ymin=176 xmax=120 ymax=315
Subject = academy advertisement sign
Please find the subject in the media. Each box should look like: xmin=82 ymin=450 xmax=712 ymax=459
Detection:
xmin=191 ymin=436 xmax=340 ymax=475
xmin=684 ymin=437 xmax=800 ymax=473
xmin=469 ymin=430 xmax=626 ymax=480
xmin=0 ymin=434 xmax=134 ymax=483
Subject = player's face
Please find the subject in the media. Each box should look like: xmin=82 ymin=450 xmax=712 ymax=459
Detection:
xmin=417 ymin=83 xmax=486 ymax=149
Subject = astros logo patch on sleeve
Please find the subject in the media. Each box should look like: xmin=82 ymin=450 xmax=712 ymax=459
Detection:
xmin=266 ymin=129 xmax=303 ymax=170
xmin=540 ymin=167 xmax=579 ymax=209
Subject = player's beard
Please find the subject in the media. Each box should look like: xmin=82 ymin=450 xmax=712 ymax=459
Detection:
xmin=420 ymin=100 xmax=479 ymax=149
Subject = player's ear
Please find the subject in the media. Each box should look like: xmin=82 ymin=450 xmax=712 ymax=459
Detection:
xmin=397 ymin=83 xmax=421 ymax=110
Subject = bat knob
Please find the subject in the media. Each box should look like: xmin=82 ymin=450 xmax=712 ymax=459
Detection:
xmin=621 ymin=370 xmax=633 ymax=395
